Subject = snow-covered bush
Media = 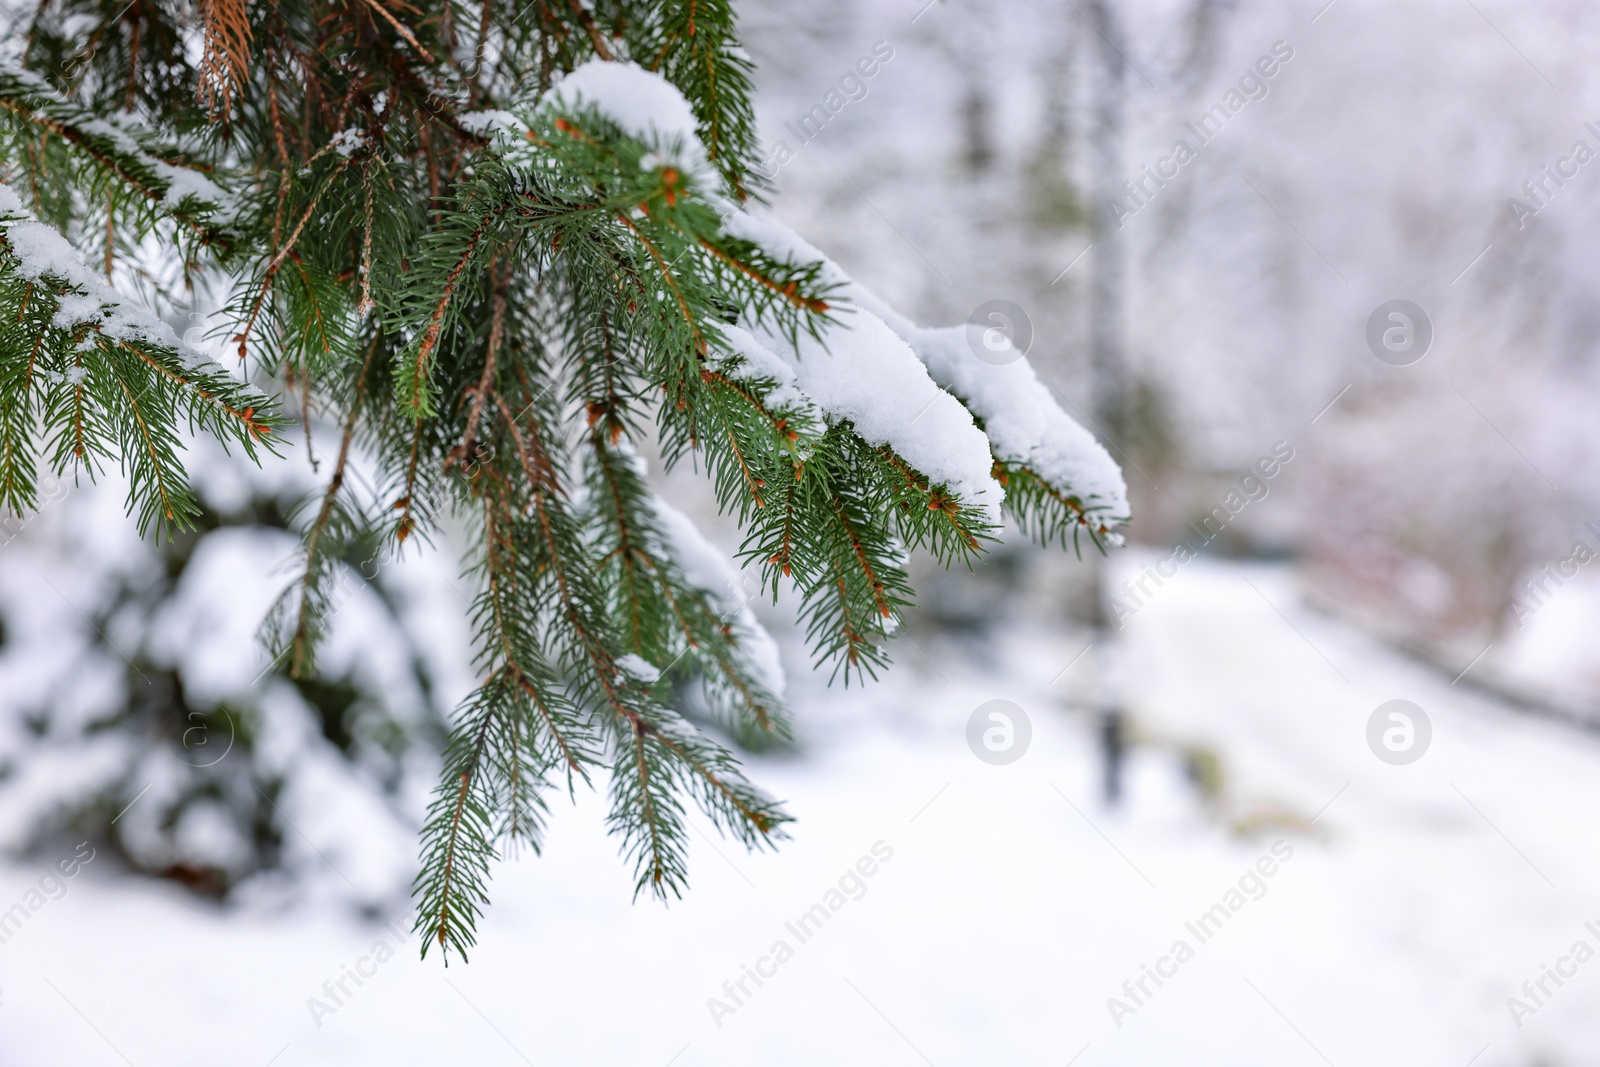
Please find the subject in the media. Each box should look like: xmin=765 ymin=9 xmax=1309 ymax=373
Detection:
xmin=0 ymin=439 xmax=463 ymax=909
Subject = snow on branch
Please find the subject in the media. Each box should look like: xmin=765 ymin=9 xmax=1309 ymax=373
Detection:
xmin=0 ymin=64 xmax=238 ymax=238
xmin=650 ymin=493 xmax=786 ymax=699
xmin=0 ymin=184 xmax=222 ymax=365
xmin=743 ymin=300 xmax=1003 ymax=521
xmin=721 ymin=206 xmax=1128 ymax=536
xmin=897 ymin=326 xmax=1130 ymax=536
xmin=0 ymin=182 xmax=279 ymax=531
xmin=540 ymin=59 xmax=716 ymax=181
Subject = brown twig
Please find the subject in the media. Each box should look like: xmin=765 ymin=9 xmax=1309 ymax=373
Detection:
xmin=407 ymin=202 xmax=507 ymax=411
xmin=361 ymin=0 xmax=435 ymax=61
xmin=828 ymin=493 xmax=891 ymax=619
xmin=565 ymin=0 xmax=613 ymax=60
xmin=616 ymin=212 xmax=701 ymax=348
xmin=356 ymin=159 xmax=376 ymax=316
xmin=445 ymin=269 xmax=506 ymax=470
xmin=235 ymin=155 xmax=356 ymax=358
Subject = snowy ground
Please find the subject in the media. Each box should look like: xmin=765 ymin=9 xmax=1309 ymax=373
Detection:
xmin=6 ymin=553 xmax=1600 ymax=1066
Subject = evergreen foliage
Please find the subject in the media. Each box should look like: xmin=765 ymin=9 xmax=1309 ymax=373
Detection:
xmin=0 ymin=0 xmax=1127 ymax=960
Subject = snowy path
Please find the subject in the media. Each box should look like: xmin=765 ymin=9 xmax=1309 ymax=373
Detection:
xmin=4 ymin=556 xmax=1600 ymax=1066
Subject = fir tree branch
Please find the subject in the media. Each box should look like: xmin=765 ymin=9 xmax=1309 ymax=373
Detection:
xmin=0 ymin=66 xmax=232 ymax=244
xmin=235 ymin=154 xmax=357 ymax=360
xmin=445 ymin=270 xmax=506 ymax=470
xmin=696 ymin=237 xmax=830 ymax=314
xmin=4 ymin=1 xmax=1127 ymax=964
xmin=402 ymin=200 xmax=512 ymax=416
